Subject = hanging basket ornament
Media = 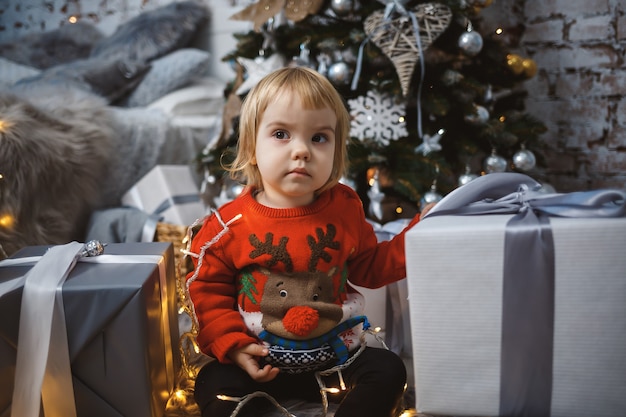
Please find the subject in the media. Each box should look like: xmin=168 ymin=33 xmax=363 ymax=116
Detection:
xmin=363 ymin=3 xmax=452 ymax=97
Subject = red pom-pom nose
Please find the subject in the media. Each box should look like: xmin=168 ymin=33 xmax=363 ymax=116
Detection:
xmin=282 ymin=306 xmax=319 ymax=337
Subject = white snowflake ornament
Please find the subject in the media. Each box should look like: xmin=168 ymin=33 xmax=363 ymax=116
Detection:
xmin=348 ymin=90 xmax=408 ymax=147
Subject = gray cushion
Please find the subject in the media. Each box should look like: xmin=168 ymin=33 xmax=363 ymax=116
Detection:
xmin=121 ymin=48 xmax=210 ymax=107
xmin=0 ymin=22 xmax=104 ymax=69
xmin=12 ymin=57 xmax=150 ymax=103
xmin=90 ymin=1 xmax=210 ymax=66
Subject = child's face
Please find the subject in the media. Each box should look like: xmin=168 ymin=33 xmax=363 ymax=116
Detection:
xmin=253 ymin=91 xmax=336 ymax=208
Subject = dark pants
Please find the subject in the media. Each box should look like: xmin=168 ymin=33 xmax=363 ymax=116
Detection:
xmin=194 ymin=347 xmax=407 ymax=417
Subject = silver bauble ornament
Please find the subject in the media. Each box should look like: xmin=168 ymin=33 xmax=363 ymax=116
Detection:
xmin=330 ymin=0 xmax=356 ymax=16
xmin=512 ymin=148 xmax=537 ymax=171
xmin=327 ymin=61 xmax=352 ymax=85
xmin=420 ymin=185 xmax=443 ymax=208
xmin=222 ymin=177 xmax=244 ymax=200
xmin=458 ymin=168 xmax=478 ymax=186
xmin=484 ymin=151 xmax=507 ymax=173
xmin=464 ymin=105 xmax=490 ymax=125
xmin=458 ymin=30 xmax=483 ymax=56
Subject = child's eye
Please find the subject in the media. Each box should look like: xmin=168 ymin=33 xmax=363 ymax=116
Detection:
xmin=312 ymin=134 xmax=328 ymax=143
xmin=273 ymin=130 xmax=289 ymax=140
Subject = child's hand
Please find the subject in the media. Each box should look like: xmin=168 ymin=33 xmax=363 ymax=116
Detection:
xmin=420 ymin=201 xmax=437 ymax=218
xmin=228 ymin=343 xmax=280 ymax=382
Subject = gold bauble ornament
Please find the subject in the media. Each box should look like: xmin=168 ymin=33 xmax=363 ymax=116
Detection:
xmin=506 ymin=53 xmax=524 ymax=75
xmin=522 ymin=58 xmax=538 ymax=78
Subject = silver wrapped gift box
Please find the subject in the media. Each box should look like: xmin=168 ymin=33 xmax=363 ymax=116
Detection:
xmin=0 ymin=242 xmax=180 ymax=417
xmin=405 ymin=173 xmax=626 ymax=417
xmin=121 ymin=164 xmax=206 ymax=227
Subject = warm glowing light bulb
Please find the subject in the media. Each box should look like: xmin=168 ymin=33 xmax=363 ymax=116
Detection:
xmin=398 ymin=116 xmax=405 ymax=123
xmin=395 ymin=206 xmax=403 ymax=214
xmin=495 ymin=27 xmax=503 ymax=35
xmin=0 ymin=214 xmax=15 ymax=229
xmin=68 ymin=15 xmax=78 ymax=23
xmin=0 ymin=119 xmax=9 ymax=132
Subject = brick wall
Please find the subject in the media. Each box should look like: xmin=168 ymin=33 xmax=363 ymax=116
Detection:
xmin=518 ymin=0 xmax=625 ymax=191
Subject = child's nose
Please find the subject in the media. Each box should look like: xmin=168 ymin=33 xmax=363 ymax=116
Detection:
xmin=292 ymin=138 xmax=311 ymax=160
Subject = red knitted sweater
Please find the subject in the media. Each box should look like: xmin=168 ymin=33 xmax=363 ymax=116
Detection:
xmin=187 ymin=183 xmax=420 ymax=366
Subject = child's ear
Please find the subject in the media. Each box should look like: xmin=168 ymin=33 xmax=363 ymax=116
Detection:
xmin=251 ymin=156 xmax=257 ymax=165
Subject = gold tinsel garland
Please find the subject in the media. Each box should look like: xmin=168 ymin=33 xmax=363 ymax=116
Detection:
xmin=156 ymin=222 xmax=207 ymax=417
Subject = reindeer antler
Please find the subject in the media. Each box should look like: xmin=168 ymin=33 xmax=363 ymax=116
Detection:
xmin=249 ymin=232 xmax=293 ymax=271
xmin=307 ymin=224 xmax=340 ymax=272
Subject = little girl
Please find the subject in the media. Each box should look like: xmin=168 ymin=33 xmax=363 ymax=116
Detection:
xmin=187 ymin=66 xmax=425 ymax=417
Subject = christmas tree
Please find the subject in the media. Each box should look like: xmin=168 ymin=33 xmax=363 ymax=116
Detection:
xmin=199 ymin=0 xmax=547 ymax=224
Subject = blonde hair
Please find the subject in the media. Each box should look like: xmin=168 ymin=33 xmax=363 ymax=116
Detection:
xmin=225 ymin=66 xmax=350 ymax=194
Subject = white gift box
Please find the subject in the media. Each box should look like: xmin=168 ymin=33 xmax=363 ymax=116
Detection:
xmin=405 ymin=213 xmax=626 ymax=417
xmin=122 ymin=165 xmax=206 ymax=226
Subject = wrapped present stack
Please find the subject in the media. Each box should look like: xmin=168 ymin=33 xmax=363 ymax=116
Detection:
xmin=0 ymin=241 xmax=180 ymax=417
xmin=405 ymin=173 xmax=626 ymax=417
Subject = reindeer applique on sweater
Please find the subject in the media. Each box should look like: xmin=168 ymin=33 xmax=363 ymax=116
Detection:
xmin=239 ymin=224 xmax=369 ymax=373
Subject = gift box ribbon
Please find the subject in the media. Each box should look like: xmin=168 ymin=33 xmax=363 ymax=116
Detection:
xmin=125 ymin=185 xmax=201 ymax=218
xmin=423 ymin=172 xmax=625 ymax=417
xmin=151 ymin=194 xmax=202 ymax=217
xmin=0 ymin=242 xmax=173 ymax=417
